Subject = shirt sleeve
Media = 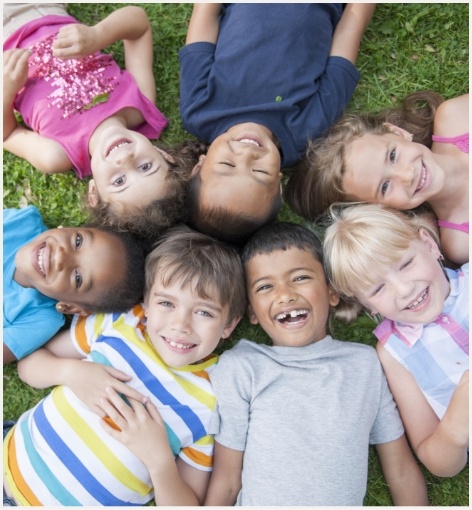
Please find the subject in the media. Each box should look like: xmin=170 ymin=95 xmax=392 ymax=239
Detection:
xmin=179 ymin=434 xmax=214 ymax=472
xmin=178 ymin=42 xmax=216 ymax=138
xmin=70 ymin=312 xmax=108 ymax=356
xmin=209 ymin=351 xmax=251 ymax=451
xmin=3 ymin=308 xmax=64 ymax=360
xmin=369 ymin=369 xmax=405 ymax=445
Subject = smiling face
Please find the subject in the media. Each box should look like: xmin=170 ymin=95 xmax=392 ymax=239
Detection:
xmin=193 ymin=123 xmax=283 ymax=220
xmin=245 ymin=247 xmax=339 ymax=348
xmin=353 ymin=230 xmax=450 ymax=324
xmin=89 ymin=125 xmax=173 ymax=208
xmin=342 ymin=127 xmax=446 ymax=210
xmin=144 ymin=277 xmax=238 ymax=367
xmin=14 ymin=227 xmax=126 ymax=312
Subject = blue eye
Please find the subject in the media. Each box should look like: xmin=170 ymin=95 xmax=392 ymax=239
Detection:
xmin=75 ymin=233 xmax=83 ymax=249
xmin=197 ymin=310 xmax=213 ymax=317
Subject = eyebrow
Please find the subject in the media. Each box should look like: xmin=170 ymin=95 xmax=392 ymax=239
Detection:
xmin=153 ymin=292 xmax=223 ymax=313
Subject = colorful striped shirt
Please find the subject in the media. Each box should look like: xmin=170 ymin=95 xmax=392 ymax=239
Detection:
xmin=374 ymin=264 xmax=469 ymax=419
xmin=4 ymin=304 xmax=217 ymax=506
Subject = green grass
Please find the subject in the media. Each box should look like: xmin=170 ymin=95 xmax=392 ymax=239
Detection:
xmin=3 ymin=3 xmax=469 ymax=506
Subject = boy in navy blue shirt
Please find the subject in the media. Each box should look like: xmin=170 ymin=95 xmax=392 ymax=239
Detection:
xmin=179 ymin=3 xmax=375 ymax=244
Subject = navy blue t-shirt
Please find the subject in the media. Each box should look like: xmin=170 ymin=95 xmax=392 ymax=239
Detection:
xmin=179 ymin=3 xmax=360 ymax=167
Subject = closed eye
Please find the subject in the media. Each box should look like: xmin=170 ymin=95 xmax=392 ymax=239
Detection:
xmin=371 ymin=283 xmax=384 ymax=297
xmin=220 ymin=161 xmax=235 ymax=167
xmin=400 ymin=257 xmax=414 ymax=270
xmin=253 ymin=169 xmax=269 ymax=175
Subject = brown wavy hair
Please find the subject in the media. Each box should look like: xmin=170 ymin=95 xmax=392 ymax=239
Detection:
xmin=285 ymin=90 xmax=444 ymax=221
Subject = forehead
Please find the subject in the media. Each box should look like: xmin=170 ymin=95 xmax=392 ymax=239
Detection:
xmin=245 ymin=247 xmax=323 ymax=282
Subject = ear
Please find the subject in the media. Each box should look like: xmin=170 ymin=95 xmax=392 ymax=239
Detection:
xmin=383 ymin=123 xmax=412 ymax=140
xmin=56 ymin=301 xmax=91 ymax=316
xmin=247 ymin=304 xmax=259 ymax=325
xmin=190 ymin=155 xmax=206 ymax=177
xmin=328 ymin=286 xmax=340 ymax=307
xmin=154 ymin=146 xmax=176 ymax=164
xmin=221 ymin=315 xmax=241 ymax=339
xmin=419 ymin=228 xmax=442 ymax=258
xmin=88 ymin=179 xmax=99 ymax=208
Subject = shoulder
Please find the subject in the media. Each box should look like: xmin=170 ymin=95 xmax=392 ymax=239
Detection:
xmin=434 ymin=94 xmax=469 ymax=137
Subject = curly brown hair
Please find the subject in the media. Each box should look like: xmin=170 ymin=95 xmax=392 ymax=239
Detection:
xmin=84 ymin=140 xmax=209 ymax=242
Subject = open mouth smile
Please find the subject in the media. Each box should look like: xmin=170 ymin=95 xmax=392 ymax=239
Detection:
xmin=106 ymin=139 xmax=131 ymax=157
xmin=404 ymin=287 xmax=429 ymax=310
xmin=414 ymin=163 xmax=427 ymax=194
xmin=235 ymin=137 xmax=262 ymax=148
xmin=275 ymin=309 xmax=309 ymax=325
xmin=163 ymin=336 xmax=196 ymax=351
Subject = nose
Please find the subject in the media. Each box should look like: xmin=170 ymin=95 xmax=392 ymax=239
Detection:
xmin=170 ymin=309 xmax=192 ymax=335
xmin=276 ymin=283 xmax=297 ymax=305
xmin=393 ymin=162 xmax=415 ymax=186
xmin=54 ymin=245 xmax=69 ymax=272
xmin=391 ymin=276 xmax=414 ymax=299
xmin=114 ymin=148 xmax=134 ymax=166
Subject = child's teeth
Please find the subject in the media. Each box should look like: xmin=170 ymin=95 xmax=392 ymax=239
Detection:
xmin=290 ymin=310 xmax=298 ymax=317
xmin=169 ymin=339 xmax=192 ymax=349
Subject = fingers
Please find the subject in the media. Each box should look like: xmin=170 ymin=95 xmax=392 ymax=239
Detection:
xmin=3 ymin=48 xmax=30 ymax=72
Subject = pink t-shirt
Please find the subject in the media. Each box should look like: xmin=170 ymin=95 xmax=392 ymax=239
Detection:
xmin=4 ymin=15 xmax=168 ymax=179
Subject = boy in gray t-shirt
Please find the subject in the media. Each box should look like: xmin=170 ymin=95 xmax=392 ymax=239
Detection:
xmin=204 ymin=222 xmax=429 ymax=506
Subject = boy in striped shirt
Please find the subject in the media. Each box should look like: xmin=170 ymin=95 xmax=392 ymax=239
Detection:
xmin=4 ymin=226 xmax=245 ymax=506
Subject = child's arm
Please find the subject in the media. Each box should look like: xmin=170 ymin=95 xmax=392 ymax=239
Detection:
xmin=204 ymin=441 xmax=243 ymax=506
xmin=375 ymin=435 xmax=429 ymax=505
xmin=17 ymin=330 xmax=146 ymax=418
xmin=3 ymin=48 xmax=72 ymax=173
xmin=53 ymin=6 xmax=156 ymax=102
xmin=377 ymin=343 xmax=469 ymax=477
xmin=329 ymin=3 xmax=376 ymax=64
xmin=186 ymin=3 xmax=222 ymax=45
xmin=433 ymin=94 xmax=469 ymax=138
xmin=100 ymin=387 xmax=209 ymax=505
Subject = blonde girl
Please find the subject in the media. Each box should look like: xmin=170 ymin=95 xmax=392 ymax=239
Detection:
xmin=287 ymin=91 xmax=469 ymax=265
xmin=322 ymin=203 xmax=468 ymax=477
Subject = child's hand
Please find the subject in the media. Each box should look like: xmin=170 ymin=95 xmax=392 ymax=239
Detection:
xmin=53 ymin=24 xmax=99 ymax=59
xmin=449 ymin=370 xmax=469 ymax=445
xmin=100 ymin=387 xmax=174 ymax=470
xmin=62 ymin=359 xmax=146 ymax=418
xmin=3 ymin=48 xmax=30 ymax=98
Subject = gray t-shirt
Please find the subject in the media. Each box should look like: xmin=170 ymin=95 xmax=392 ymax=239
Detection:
xmin=210 ymin=336 xmax=404 ymax=506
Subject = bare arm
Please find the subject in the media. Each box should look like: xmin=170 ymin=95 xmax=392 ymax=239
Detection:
xmin=375 ymin=435 xmax=428 ymax=505
xmin=100 ymin=388 xmax=208 ymax=505
xmin=329 ymin=3 xmax=376 ymax=64
xmin=53 ymin=6 xmax=156 ymax=102
xmin=186 ymin=3 xmax=222 ymax=45
xmin=17 ymin=329 xmax=145 ymax=418
xmin=204 ymin=441 xmax=243 ymax=505
xmin=433 ymin=94 xmax=469 ymax=138
xmin=377 ymin=343 xmax=469 ymax=477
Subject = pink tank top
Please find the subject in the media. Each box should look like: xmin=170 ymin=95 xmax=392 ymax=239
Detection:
xmin=432 ymin=132 xmax=469 ymax=234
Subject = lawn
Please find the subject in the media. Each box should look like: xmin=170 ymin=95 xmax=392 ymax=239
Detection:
xmin=3 ymin=3 xmax=469 ymax=506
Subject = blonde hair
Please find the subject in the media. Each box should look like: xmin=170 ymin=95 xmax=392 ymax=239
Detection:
xmin=285 ymin=90 xmax=444 ymax=220
xmin=322 ymin=203 xmax=440 ymax=322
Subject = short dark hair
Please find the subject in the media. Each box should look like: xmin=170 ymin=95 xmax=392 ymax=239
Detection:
xmin=187 ymin=172 xmax=282 ymax=246
xmin=145 ymin=225 xmax=246 ymax=323
xmin=79 ymin=227 xmax=147 ymax=313
xmin=241 ymin=221 xmax=323 ymax=270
